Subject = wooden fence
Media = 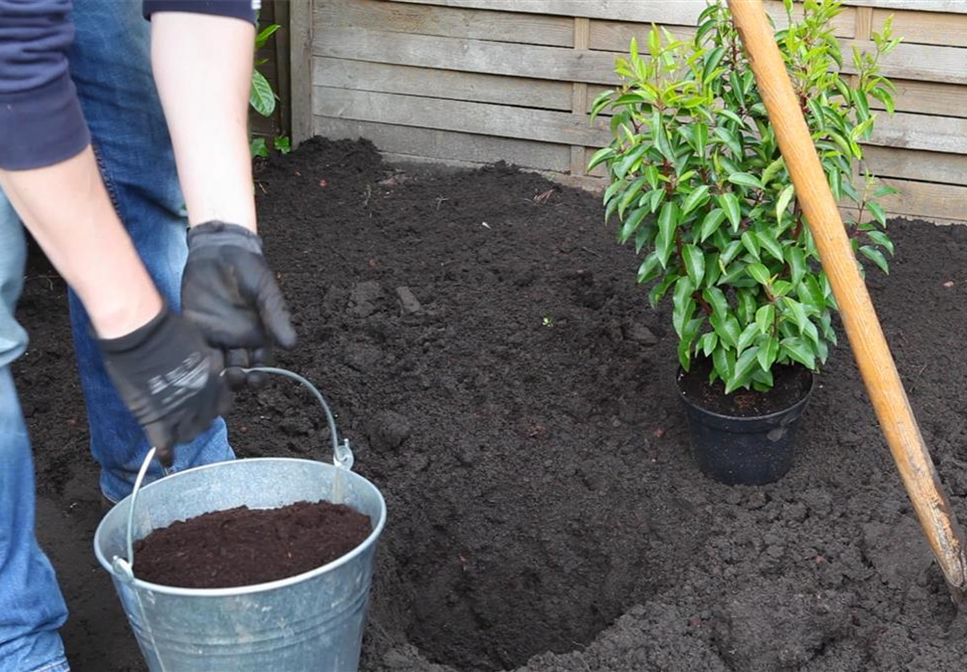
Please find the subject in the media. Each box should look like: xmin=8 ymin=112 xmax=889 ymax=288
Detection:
xmin=290 ymin=0 xmax=967 ymax=223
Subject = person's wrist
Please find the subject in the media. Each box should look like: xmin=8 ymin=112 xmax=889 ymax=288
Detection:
xmin=187 ymin=220 xmax=263 ymax=252
xmin=84 ymin=285 xmax=164 ymax=340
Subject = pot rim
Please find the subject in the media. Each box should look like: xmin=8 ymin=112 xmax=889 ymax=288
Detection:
xmin=676 ymin=365 xmax=815 ymax=422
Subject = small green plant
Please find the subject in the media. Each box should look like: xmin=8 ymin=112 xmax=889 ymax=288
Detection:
xmin=543 ymin=316 xmax=554 ymax=328
xmin=250 ymin=22 xmax=291 ymax=157
xmin=590 ymin=0 xmax=900 ymax=393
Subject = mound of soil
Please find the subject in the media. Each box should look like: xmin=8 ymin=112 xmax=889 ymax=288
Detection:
xmin=20 ymin=137 xmax=967 ymax=672
xmin=133 ymin=500 xmax=373 ymax=588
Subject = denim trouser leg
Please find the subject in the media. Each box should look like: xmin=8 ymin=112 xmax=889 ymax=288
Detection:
xmin=67 ymin=0 xmax=234 ymax=502
xmin=0 ymin=199 xmax=69 ymax=672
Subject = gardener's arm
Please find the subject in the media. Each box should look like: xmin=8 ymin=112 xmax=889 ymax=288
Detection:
xmin=148 ymin=3 xmax=298 ymax=387
xmin=0 ymin=0 xmax=229 ymax=457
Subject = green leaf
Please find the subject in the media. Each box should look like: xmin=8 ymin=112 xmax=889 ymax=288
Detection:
xmin=775 ymin=184 xmax=795 ymax=227
xmin=620 ymin=206 xmax=650 ymax=244
xmin=695 ymin=332 xmax=716 ymax=359
xmin=587 ymin=147 xmax=615 ymax=172
xmin=615 ymin=144 xmax=648 ymax=180
xmin=860 ymin=245 xmax=890 ymax=274
xmin=273 ymin=136 xmax=291 ymax=154
xmin=756 ymin=305 xmax=775 ymax=334
xmin=783 ymin=297 xmax=810 ymax=333
xmin=682 ymin=244 xmax=706 ymax=288
xmin=718 ymin=193 xmax=742 ymax=231
xmin=758 ymin=336 xmax=779 ymax=372
xmin=756 ymin=230 xmax=784 ymax=262
xmin=618 ymin=176 xmax=649 ymax=220
xmin=681 ymin=185 xmax=711 ymax=216
xmin=761 ymin=157 xmax=786 ymax=186
xmin=737 ymin=289 xmax=756 ymax=325
xmin=704 ymin=286 xmax=729 ymax=319
xmin=255 ymin=23 xmax=281 ymax=49
xmin=780 ymin=337 xmax=816 ymax=369
xmin=250 ymin=69 xmax=277 ymax=117
xmin=828 ymin=167 xmax=842 ymax=201
xmin=699 ymin=208 xmax=727 ymax=243
xmin=741 ymin=230 xmax=761 ymax=260
xmin=798 ymin=274 xmax=826 ymax=313
xmin=867 ymin=201 xmax=887 ymax=228
xmin=726 ymin=346 xmax=760 ymax=394
xmin=636 ymin=251 xmax=662 ymax=284
xmin=695 ymin=123 xmax=708 ymax=157
xmin=719 ymin=240 xmax=743 ymax=267
xmin=712 ymin=345 xmax=733 ymax=383
xmin=786 ymin=247 xmax=806 ymax=287
xmin=652 ymin=110 xmax=675 ymax=162
xmin=678 ymin=318 xmax=704 ymax=372
xmin=673 ymin=277 xmax=696 ymax=339
xmin=772 ymin=280 xmax=793 ymax=298
xmin=747 ymin=263 xmax=772 ymax=286
xmin=656 ymin=202 xmax=679 ymax=268
xmin=713 ymin=126 xmax=742 ymax=157
xmin=736 ymin=322 xmax=759 ymax=352
xmin=710 ymin=313 xmax=740 ymax=349
xmin=649 ymin=274 xmax=678 ymax=308
xmin=866 ymin=230 xmax=895 ymax=255
xmin=249 ymin=136 xmax=268 ymax=158
xmin=728 ymin=173 xmax=764 ymax=190
xmin=703 ymin=46 xmax=726 ymax=83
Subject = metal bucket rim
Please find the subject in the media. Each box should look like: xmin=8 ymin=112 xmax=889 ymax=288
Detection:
xmin=93 ymin=457 xmax=387 ymax=598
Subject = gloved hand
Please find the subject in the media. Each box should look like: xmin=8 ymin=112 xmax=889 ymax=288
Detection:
xmin=182 ymin=221 xmax=296 ymax=389
xmin=98 ymin=306 xmax=231 ymax=467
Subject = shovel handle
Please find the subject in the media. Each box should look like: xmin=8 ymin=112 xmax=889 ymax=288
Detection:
xmin=727 ymin=0 xmax=967 ymax=606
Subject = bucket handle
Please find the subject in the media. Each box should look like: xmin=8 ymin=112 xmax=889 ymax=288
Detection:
xmin=111 ymin=366 xmax=354 ymax=583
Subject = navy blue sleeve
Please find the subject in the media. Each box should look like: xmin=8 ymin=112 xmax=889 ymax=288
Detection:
xmin=144 ymin=0 xmax=258 ymax=24
xmin=0 ymin=0 xmax=90 ymax=170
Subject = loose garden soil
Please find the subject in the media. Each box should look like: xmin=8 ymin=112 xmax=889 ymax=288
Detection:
xmin=133 ymin=500 xmax=373 ymax=588
xmin=20 ymin=138 xmax=967 ymax=671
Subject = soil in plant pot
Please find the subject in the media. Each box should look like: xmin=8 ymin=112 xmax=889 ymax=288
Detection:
xmin=679 ymin=358 xmax=813 ymax=417
xmin=20 ymin=138 xmax=967 ymax=672
xmin=133 ymin=500 xmax=373 ymax=588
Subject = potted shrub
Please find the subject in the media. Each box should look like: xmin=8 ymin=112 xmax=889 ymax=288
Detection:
xmin=590 ymin=0 xmax=901 ymax=485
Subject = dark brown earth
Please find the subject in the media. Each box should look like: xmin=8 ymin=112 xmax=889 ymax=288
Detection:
xmin=133 ymin=500 xmax=373 ymax=588
xmin=679 ymin=360 xmax=814 ymax=417
xmin=21 ymin=138 xmax=967 ymax=672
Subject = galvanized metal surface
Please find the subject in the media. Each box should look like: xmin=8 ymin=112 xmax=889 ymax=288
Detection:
xmin=93 ymin=369 xmax=387 ymax=671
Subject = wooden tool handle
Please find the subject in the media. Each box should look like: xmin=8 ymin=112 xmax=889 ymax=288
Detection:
xmin=727 ymin=0 xmax=967 ymax=606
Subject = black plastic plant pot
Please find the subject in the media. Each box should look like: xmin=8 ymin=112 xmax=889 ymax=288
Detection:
xmin=677 ymin=371 xmax=814 ymax=486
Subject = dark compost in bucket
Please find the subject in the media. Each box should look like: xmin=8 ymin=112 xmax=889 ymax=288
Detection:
xmin=134 ymin=499 xmax=373 ymax=588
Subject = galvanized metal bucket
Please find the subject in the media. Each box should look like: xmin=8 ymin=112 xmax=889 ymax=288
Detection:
xmin=94 ymin=368 xmax=387 ymax=672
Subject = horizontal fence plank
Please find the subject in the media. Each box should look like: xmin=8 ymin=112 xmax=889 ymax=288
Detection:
xmin=315 ymin=26 xmax=620 ymax=84
xmin=315 ymin=86 xmax=611 ymax=146
xmin=313 ymin=57 xmax=573 ymax=110
xmin=849 ymin=40 xmax=967 ymax=85
xmin=314 ymin=116 xmax=571 ymax=171
xmin=844 ymin=0 xmax=967 ymax=14
xmin=315 ymin=27 xmax=967 ymax=87
xmin=589 ymin=4 xmax=855 ymax=51
xmin=868 ymin=79 xmax=967 ymax=118
xmin=317 ymin=0 xmax=574 ymax=46
xmin=867 ymin=112 xmax=967 ymax=154
xmin=386 ymin=0 xmax=967 ymax=20
xmin=384 ymin=0 xmax=708 ymax=23
xmin=862 ymin=146 xmax=967 ymax=186
xmin=876 ymin=179 xmax=967 ymax=221
xmin=875 ymin=8 xmax=967 ymax=47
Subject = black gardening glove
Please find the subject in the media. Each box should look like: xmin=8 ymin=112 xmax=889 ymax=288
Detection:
xmin=99 ymin=306 xmax=231 ymax=467
xmin=182 ymin=221 xmax=297 ymax=390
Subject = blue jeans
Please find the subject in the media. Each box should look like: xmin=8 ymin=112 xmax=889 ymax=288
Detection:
xmin=0 ymin=1 xmax=234 ymax=670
